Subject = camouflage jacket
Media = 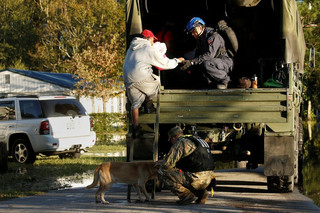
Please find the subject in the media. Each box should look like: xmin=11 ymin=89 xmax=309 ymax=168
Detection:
xmin=162 ymin=136 xmax=196 ymax=170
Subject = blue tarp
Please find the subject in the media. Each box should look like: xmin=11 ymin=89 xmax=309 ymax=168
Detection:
xmin=0 ymin=68 xmax=79 ymax=89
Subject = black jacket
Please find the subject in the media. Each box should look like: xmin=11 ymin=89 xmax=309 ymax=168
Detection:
xmin=176 ymin=136 xmax=215 ymax=173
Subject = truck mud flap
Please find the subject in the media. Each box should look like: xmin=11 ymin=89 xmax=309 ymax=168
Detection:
xmin=264 ymin=136 xmax=294 ymax=176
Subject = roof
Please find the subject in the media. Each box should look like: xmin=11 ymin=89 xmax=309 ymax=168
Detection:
xmin=0 ymin=68 xmax=79 ymax=89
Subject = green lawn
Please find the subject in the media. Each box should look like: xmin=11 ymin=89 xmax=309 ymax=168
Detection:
xmin=0 ymin=145 xmax=126 ymax=201
xmin=87 ymin=144 xmax=126 ymax=153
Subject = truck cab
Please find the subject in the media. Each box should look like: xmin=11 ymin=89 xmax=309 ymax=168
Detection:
xmin=126 ymin=0 xmax=305 ymax=192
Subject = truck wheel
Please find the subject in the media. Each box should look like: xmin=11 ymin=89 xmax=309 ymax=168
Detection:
xmin=12 ymin=138 xmax=36 ymax=164
xmin=267 ymin=176 xmax=293 ymax=192
xmin=286 ymin=175 xmax=294 ymax=192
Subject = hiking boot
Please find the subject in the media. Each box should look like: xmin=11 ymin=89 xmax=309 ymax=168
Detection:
xmin=176 ymin=193 xmax=197 ymax=205
xmin=195 ymin=190 xmax=209 ymax=204
xmin=132 ymin=125 xmax=142 ymax=138
xmin=217 ymin=82 xmax=228 ymax=90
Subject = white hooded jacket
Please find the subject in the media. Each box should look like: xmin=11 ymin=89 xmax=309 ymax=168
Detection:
xmin=123 ymin=37 xmax=179 ymax=88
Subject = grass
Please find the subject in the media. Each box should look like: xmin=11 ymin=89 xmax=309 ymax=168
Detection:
xmin=0 ymin=145 xmax=126 ymax=201
xmin=87 ymin=144 xmax=126 ymax=153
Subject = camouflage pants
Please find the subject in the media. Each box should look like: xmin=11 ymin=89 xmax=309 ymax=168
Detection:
xmin=158 ymin=167 xmax=215 ymax=201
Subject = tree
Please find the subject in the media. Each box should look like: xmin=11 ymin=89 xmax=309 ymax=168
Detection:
xmin=30 ymin=0 xmax=126 ymax=98
xmin=0 ymin=0 xmax=39 ymax=68
xmin=298 ymin=1 xmax=320 ymax=114
xmin=71 ymin=33 xmax=124 ymax=100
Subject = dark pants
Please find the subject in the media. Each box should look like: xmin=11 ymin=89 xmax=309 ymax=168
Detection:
xmin=201 ymin=57 xmax=233 ymax=85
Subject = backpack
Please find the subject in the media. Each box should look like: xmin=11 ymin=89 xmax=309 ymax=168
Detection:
xmin=216 ymin=20 xmax=238 ymax=58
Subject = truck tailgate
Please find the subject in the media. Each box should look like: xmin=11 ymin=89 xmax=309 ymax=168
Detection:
xmin=139 ymin=88 xmax=288 ymax=124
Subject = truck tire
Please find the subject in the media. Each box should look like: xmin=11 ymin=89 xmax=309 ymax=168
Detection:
xmin=267 ymin=176 xmax=294 ymax=192
xmin=12 ymin=138 xmax=36 ymax=164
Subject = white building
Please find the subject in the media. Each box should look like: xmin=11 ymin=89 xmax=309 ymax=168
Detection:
xmin=0 ymin=68 xmax=126 ymax=114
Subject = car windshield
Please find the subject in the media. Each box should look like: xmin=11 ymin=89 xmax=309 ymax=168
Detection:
xmin=40 ymin=99 xmax=87 ymax=117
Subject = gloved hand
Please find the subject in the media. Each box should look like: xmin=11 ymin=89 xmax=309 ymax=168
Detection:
xmin=180 ymin=60 xmax=193 ymax=71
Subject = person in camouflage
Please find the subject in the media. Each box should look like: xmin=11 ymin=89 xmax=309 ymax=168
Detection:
xmin=158 ymin=126 xmax=215 ymax=205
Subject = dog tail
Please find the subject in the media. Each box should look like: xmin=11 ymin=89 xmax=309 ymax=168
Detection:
xmin=86 ymin=165 xmax=101 ymax=189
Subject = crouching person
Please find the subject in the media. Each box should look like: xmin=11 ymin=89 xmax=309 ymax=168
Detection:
xmin=158 ymin=126 xmax=215 ymax=205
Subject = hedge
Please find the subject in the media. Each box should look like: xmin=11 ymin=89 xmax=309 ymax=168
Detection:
xmin=90 ymin=113 xmax=128 ymax=145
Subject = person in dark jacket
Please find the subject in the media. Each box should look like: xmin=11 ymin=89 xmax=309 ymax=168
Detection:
xmin=158 ymin=126 xmax=215 ymax=205
xmin=181 ymin=17 xmax=233 ymax=89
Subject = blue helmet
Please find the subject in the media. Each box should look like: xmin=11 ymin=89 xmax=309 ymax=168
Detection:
xmin=185 ymin=17 xmax=205 ymax=33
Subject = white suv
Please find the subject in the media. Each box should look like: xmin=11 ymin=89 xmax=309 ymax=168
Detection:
xmin=0 ymin=95 xmax=96 ymax=164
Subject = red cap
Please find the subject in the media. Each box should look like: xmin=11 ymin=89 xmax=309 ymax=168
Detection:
xmin=141 ymin=29 xmax=158 ymax=40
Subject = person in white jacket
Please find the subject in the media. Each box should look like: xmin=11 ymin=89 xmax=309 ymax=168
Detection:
xmin=123 ymin=29 xmax=184 ymax=138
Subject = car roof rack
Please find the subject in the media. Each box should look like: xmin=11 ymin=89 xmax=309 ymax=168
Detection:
xmin=0 ymin=94 xmax=39 ymax=99
xmin=15 ymin=95 xmax=39 ymax=98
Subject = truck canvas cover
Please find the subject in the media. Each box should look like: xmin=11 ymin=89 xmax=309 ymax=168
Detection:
xmin=126 ymin=0 xmax=305 ymax=76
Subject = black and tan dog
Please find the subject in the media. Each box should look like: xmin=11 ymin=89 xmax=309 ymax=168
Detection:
xmin=87 ymin=161 xmax=159 ymax=204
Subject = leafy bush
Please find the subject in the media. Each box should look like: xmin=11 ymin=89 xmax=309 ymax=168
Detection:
xmin=90 ymin=113 xmax=128 ymax=145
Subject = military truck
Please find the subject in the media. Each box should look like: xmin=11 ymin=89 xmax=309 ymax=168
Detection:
xmin=125 ymin=0 xmax=305 ymax=192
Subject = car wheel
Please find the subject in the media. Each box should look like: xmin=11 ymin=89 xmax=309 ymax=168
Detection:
xmin=12 ymin=138 xmax=36 ymax=164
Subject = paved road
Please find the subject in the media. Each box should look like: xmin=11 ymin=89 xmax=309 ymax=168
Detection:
xmin=1 ymin=167 xmax=319 ymax=213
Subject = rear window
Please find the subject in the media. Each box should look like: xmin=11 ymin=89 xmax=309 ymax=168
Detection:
xmin=40 ymin=99 xmax=87 ymax=117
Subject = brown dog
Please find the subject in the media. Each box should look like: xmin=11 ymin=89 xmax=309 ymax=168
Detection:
xmin=86 ymin=161 xmax=158 ymax=204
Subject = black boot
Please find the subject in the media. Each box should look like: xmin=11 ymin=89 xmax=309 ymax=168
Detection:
xmin=195 ymin=190 xmax=209 ymax=204
xmin=132 ymin=125 xmax=142 ymax=139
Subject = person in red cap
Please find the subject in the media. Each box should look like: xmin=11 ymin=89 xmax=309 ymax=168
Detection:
xmin=123 ymin=29 xmax=184 ymax=138
xmin=141 ymin=29 xmax=157 ymax=41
